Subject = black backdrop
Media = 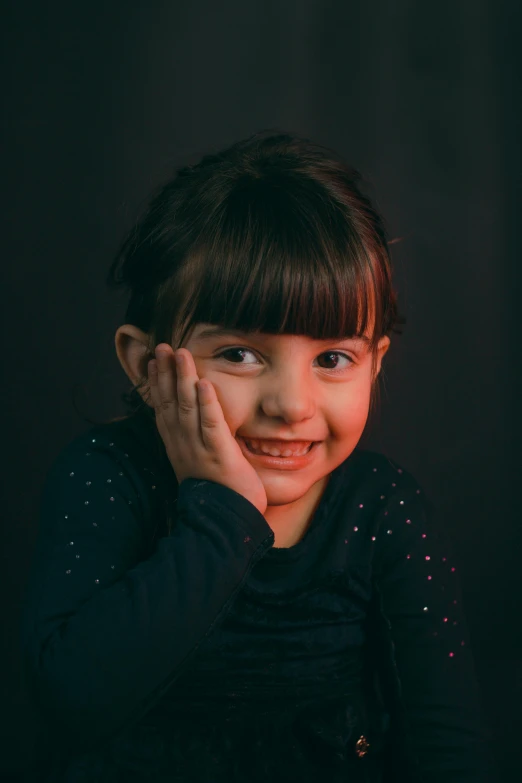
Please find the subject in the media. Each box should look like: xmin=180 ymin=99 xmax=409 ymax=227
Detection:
xmin=2 ymin=1 xmax=521 ymax=780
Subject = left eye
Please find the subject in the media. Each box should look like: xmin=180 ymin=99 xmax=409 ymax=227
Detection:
xmin=215 ymin=347 xmax=354 ymax=372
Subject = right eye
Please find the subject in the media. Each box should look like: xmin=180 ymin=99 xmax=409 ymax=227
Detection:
xmin=214 ymin=347 xmax=259 ymax=366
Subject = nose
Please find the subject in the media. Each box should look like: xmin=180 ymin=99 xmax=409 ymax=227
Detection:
xmin=258 ymin=369 xmax=316 ymax=422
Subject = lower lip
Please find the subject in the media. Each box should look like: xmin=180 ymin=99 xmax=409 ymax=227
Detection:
xmin=237 ymin=437 xmax=320 ymax=470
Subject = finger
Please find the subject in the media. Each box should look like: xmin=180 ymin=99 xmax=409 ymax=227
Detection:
xmin=147 ymin=358 xmax=163 ymax=411
xmin=153 ymin=344 xmax=179 ymax=416
xmin=197 ymin=379 xmax=227 ymax=449
xmin=175 ymin=348 xmax=199 ymax=421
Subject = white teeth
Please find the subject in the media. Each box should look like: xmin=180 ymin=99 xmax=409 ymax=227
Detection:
xmin=243 ymin=438 xmax=313 ymax=457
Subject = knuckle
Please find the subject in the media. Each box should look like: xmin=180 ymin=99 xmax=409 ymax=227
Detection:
xmin=202 ymin=418 xmax=219 ymax=429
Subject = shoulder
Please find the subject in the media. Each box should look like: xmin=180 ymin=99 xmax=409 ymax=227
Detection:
xmin=41 ymin=415 xmax=175 ymax=533
xmin=49 ymin=414 xmax=167 ymax=482
xmin=33 ymin=415 xmax=179 ymax=553
xmin=345 ymin=447 xmax=427 ymax=498
xmin=347 ymin=450 xmax=448 ymax=576
xmin=338 ymin=447 xmax=434 ymax=537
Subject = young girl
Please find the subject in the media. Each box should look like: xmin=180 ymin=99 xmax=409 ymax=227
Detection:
xmin=20 ymin=131 xmax=495 ymax=782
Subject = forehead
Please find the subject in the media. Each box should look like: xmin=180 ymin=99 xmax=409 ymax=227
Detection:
xmin=191 ymin=323 xmax=371 ymax=347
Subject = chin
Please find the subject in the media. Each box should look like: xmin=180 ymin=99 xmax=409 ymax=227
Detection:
xmin=260 ymin=472 xmax=324 ymax=501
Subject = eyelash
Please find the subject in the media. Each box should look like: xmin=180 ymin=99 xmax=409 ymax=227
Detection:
xmin=214 ymin=347 xmax=356 ymax=373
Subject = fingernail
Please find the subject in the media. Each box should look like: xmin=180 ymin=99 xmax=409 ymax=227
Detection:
xmin=175 ymin=353 xmax=183 ymax=367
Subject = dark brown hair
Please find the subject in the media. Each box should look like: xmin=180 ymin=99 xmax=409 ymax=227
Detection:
xmin=102 ymin=129 xmax=405 ymax=425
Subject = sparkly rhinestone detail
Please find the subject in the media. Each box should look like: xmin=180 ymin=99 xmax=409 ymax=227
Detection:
xmin=37 ymin=434 xmax=468 ymax=688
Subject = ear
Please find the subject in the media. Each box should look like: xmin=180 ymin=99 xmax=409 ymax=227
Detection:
xmin=372 ymin=335 xmax=391 ymax=382
xmin=376 ymin=335 xmax=391 ymax=371
xmin=114 ymin=325 xmax=153 ymax=405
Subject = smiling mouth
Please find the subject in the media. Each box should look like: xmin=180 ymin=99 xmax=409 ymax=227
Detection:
xmin=238 ymin=436 xmax=315 ymax=457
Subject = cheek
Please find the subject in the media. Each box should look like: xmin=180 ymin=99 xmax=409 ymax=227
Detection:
xmin=208 ymin=381 xmax=248 ymax=428
xmin=330 ymin=387 xmax=371 ymax=429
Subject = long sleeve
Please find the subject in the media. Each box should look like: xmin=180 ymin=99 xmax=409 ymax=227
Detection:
xmin=373 ymin=473 xmax=496 ymax=782
xmin=19 ymin=432 xmax=274 ymax=756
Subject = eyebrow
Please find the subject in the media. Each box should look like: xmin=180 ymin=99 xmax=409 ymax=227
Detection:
xmin=194 ymin=326 xmax=370 ymax=346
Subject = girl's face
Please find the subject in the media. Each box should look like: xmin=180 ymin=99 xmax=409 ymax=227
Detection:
xmin=181 ymin=322 xmax=390 ymax=535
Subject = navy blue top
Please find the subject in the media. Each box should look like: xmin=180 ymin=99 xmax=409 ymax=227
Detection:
xmin=20 ymin=412 xmax=495 ymax=782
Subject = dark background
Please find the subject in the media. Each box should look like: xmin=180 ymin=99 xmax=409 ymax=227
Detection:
xmin=2 ymin=0 xmax=521 ymax=779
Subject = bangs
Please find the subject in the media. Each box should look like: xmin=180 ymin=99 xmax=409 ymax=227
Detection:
xmin=165 ymin=176 xmax=386 ymax=351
